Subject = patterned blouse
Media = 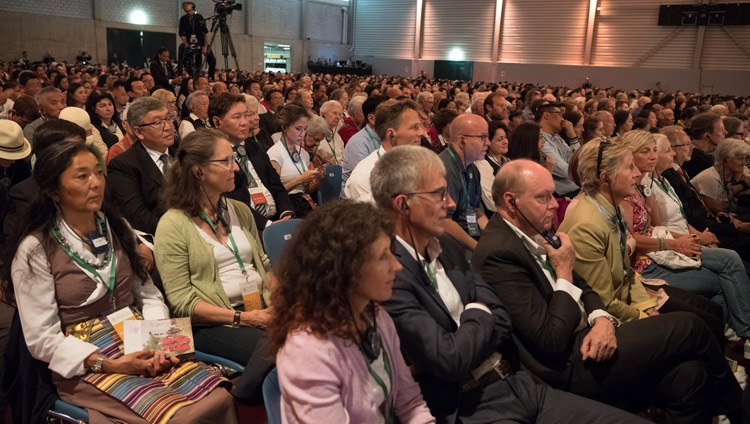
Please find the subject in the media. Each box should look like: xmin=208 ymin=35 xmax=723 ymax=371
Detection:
xmin=625 ymin=188 xmax=653 ymax=273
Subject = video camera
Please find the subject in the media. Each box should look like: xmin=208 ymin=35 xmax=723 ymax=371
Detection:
xmin=214 ymin=0 xmax=242 ymax=16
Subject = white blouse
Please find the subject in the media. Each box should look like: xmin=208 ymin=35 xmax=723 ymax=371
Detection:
xmin=10 ymin=214 xmax=169 ymax=378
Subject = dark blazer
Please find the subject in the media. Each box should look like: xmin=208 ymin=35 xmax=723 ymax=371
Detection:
xmin=150 ymin=59 xmax=177 ymax=92
xmin=226 ymin=139 xmax=294 ymax=230
xmin=259 ymin=112 xmax=280 ymax=136
xmin=382 ymin=234 xmax=514 ymax=417
xmin=3 ymin=177 xmax=38 ymax=242
xmin=472 ymin=215 xmax=605 ymax=388
xmin=106 ymin=141 xmax=166 ymax=234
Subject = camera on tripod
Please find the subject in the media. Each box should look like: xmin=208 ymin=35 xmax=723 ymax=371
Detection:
xmin=214 ymin=0 xmax=242 ymax=16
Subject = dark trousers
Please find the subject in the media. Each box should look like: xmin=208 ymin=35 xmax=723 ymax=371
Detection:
xmin=566 ymin=312 xmax=741 ymax=424
xmin=193 ymin=325 xmax=273 ymax=403
xmin=647 ymin=283 xmax=726 ymax=343
xmin=450 ymin=370 xmax=648 ymax=424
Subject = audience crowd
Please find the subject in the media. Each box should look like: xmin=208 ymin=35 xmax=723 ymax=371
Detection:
xmin=1 ymin=48 xmax=750 ymax=423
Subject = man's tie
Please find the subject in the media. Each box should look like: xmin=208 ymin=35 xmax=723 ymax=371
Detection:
xmin=158 ymin=154 xmax=169 ymax=174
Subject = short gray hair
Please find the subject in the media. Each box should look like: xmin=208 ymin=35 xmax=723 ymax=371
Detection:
xmin=347 ymin=95 xmax=365 ymax=116
xmin=320 ymin=100 xmax=342 ymax=115
xmin=35 ymin=87 xmax=61 ymax=104
xmin=306 ymin=115 xmax=330 ymax=138
xmin=127 ymin=97 xmax=167 ymax=127
xmin=371 ymin=145 xmax=445 ymax=211
xmin=186 ymin=90 xmax=208 ymax=112
xmin=715 ymin=138 xmax=750 ymax=164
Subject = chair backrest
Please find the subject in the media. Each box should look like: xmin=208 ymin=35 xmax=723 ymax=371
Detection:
xmin=262 ymin=218 xmax=303 ymax=268
xmin=317 ymin=165 xmax=343 ymax=204
xmin=262 ymin=368 xmax=282 ymax=424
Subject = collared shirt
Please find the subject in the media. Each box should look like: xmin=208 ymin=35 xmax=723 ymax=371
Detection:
xmin=439 ymin=145 xmax=483 ymax=236
xmin=502 ymin=218 xmax=609 ymax=330
xmin=342 ymin=125 xmax=381 ymax=188
xmin=541 ymin=131 xmax=579 ymax=195
xmin=143 ymin=145 xmax=169 ymax=174
xmin=0 ymin=98 xmax=13 ymax=119
xmin=343 ymin=146 xmax=384 ymax=203
xmin=395 ymin=236 xmax=489 ymax=326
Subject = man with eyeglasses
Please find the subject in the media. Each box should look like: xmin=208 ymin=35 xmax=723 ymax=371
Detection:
xmin=538 ymin=103 xmax=580 ymax=197
xmin=473 ymin=158 xmax=746 ymax=423
xmin=439 ymin=114 xmax=490 ymax=250
xmin=371 ymin=146 xmax=643 ymax=424
xmin=107 ymin=97 xmax=175 ymax=235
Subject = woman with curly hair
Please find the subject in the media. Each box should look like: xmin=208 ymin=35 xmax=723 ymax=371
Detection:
xmin=269 ymin=201 xmax=434 ymax=423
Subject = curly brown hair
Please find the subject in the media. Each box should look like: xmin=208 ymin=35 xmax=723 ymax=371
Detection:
xmin=267 ymin=200 xmax=394 ymax=354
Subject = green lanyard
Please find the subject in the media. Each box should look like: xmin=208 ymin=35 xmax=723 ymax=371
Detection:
xmin=446 ymin=146 xmax=471 ymax=205
xmin=51 ymin=219 xmax=118 ymax=309
xmin=325 ymin=132 xmax=338 ymax=164
xmin=281 ymin=137 xmax=306 ymax=175
xmin=589 ymin=195 xmax=628 ymax=269
xmin=364 ymin=126 xmax=380 ymax=152
xmin=531 ymin=251 xmax=557 ymax=280
xmin=361 ymin=344 xmax=394 ymax=423
xmin=199 ymin=210 xmax=247 ymax=274
xmin=653 ymin=176 xmax=687 ymax=219
xmin=425 ymin=259 xmax=439 ymax=291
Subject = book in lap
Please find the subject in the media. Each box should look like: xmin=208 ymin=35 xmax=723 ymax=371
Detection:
xmin=123 ymin=317 xmax=195 ymax=358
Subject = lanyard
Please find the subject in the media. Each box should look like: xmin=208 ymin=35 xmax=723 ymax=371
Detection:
xmin=446 ymin=146 xmax=471 ymax=205
xmin=281 ymin=137 xmax=306 ymax=175
xmin=653 ymin=176 xmax=687 ymax=219
xmin=325 ymin=132 xmax=338 ymax=164
xmin=51 ymin=218 xmax=118 ymax=308
xmin=199 ymin=210 xmax=247 ymax=274
xmin=531 ymin=251 xmax=557 ymax=280
xmin=589 ymin=195 xmax=628 ymax=268
xmin=361 ymin=344 xmax=394 ymax=423
xmin=364 ymin=126 xmax=380 ymax=152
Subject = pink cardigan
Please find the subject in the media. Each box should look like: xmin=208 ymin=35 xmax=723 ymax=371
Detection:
xmin=277 ymin=308 xmax=435 ymax=423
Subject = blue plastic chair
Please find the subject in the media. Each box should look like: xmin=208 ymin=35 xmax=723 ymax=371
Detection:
xmin=317 ymin=165 xmax=343 ymax=204
xmin=48 ymin=399 xmax=88 ymax=423
xmin=262 ymin=218 xmax=303 ymax=268
xmin=262 ymin=368 xmax=282 ymax=424
xmin=195 ymin=350 xmax=246 ymax=375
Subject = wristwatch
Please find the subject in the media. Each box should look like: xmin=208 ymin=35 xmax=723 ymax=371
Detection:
xmin=232 ymin=310 xmax=242 ymax=328
xmin=603 ymin=315 xmax=621 ymax=328
xmin=91 ymin=354 xmax=105 ymax=373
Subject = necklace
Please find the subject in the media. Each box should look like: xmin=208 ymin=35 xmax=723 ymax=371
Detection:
xmin=51 ymin=213 xmax=112 ymax=270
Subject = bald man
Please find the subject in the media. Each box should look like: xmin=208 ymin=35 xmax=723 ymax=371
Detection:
xmin=439 ymin=114 xmax=490 ymax=250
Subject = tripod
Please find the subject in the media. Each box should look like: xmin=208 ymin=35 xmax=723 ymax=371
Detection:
xmin=205 ymin=14 xmax=239 ymax=72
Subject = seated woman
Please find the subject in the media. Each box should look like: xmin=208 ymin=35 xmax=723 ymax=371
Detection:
xmin=244 ymin=95 xmax=275 ymax=152
xmin=559 ymin=138 xmax=725 ymax=341
xmin=613 ymin=110 xmax=633 ymax=138
xmin=303 ymin=115 xmax=337 ymax=168
xmin=319 ymin=100 xmax=346 ymax=164
xmin=507 ymin=121 xmax=554 ymax=172
xmin=621 ymin=130 xmax=750 ymax=338
xmin=269 ymin=201 xmax=434 ymax=423
xmin=581 ymin=116 xmax=604 ymax=144
xmin=475 ymin=120 xmax=510 ymax=213
xmin=691 ymin=138 xmax=750 ymax=219
xmin=267 ymin=104 xmax=323 ymax=218
xmin=2 ymin=141 xmax=235 ymax=423
xmin=154 ymin=129 xmax=274 ymax=402
xmin=86 ymin=90 xmax=124 ymax=149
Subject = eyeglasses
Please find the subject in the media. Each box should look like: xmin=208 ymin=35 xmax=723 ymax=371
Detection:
xmin=401 ymin=187 xmax=449 ymax=203
xmin=138 ymin=115 xmax=174 ymax=129
xmin=463 ymin=134 xmax=490 ymax=142
xmin=206 ymin=156 xmax=235 ymax=169
xmin=596 ymin=138 xmax=612 ymax=175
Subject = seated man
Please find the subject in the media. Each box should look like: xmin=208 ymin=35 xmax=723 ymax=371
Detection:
xmin=107 ymin=97 xmax=174 ymax=235
xmin=439 ymin=114 xmax=489 ymax=250
xmin=372 ymin=146 xmax=645 ymax=424
xmin=210 ymin=93 xmax=295 ymax=231
xmin=472 ymin=159 xmax=744 ymax=422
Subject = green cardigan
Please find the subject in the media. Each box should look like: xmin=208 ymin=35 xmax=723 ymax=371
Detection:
xmin=154 ymin=199 xmax=272 ymax=320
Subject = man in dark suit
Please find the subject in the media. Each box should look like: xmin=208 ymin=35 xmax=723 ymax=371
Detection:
xmin=371 ymin=146 xmax=643 ymax=423
xmin=209 ymin=93 xmax=294 ymax=232
xmin=107 ymin=97 xmax=174 ymax=235
xmin=150 ymin=48 xmax=181 ymax=92
xmin=472 ymin=159 xmax=744 ymax=422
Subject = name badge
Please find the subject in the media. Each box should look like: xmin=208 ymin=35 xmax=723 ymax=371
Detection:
xmin=466 ymin=212 xmax=480 ymax=237
xmin=250 ymin=190 xmax=268 ymax=205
